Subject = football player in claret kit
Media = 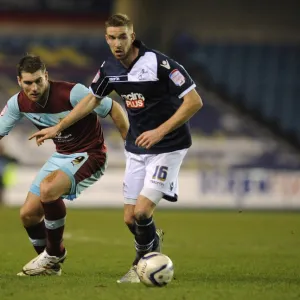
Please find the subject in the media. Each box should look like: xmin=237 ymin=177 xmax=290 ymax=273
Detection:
xmin=0 ymin=54 xmax=129 ymax=276
xmin=30 ymin=13 xmax=203 ymax=283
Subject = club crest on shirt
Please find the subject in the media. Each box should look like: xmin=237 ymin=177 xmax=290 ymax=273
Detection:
xmin=92 ymin=70 xmax=101 ymax=83
xmin=138 ymin=68 xmax=148 ymax=80
xmin=169 ymin=69 xmax=185 ymax=86
xmin=160 ymin=59 xmax=170 ymax=69
xmin=71 ymin=156 xmax=85 ymax=166
xmin=0 ymin=104 xmax=8 ymax=116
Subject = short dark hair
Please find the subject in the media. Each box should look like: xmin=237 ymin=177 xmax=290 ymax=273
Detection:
xmin=17 ymin=54 xmax=46 ymax=77
xmin=105 ymin=13 xmax=133 ymax=30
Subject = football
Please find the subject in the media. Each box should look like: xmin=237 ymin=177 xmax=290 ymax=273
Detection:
xmin=136 ymin=252 xmax=174 ymax=287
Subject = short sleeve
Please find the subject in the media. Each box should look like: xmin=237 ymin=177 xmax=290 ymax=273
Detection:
xmin=157 ymin=55 xmax=196 ymax=99
xmin=93 ymin=96 xmax=113 ymax=118
xmin=70 ymin=83 xmax=90 ymax=107
xmin=89 ymin=61 xmax=114 ymax=98
xmin=0 ymin=95 xmax=22 ymax=136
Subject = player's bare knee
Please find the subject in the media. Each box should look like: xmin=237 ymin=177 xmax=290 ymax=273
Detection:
xmin=20 ymin=206 xmax=43 ymax=226
xmin=124 ymin=214 xmax=135 ymax=226
xmin=20 ymin=206 xmax=30 ymax=223
xmin=134 ymin=210 xmax=151 ymax=222
xmin=40 ymin=181 xmax=58 ymax=202
xmin=123 ymin=204 xmax=135 ymax=225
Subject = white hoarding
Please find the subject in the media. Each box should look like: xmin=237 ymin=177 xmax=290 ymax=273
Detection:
xmin=4 ymin=167 xmax=300 ymax=209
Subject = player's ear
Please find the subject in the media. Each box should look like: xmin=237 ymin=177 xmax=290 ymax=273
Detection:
xmin=44 ymin=71 xmax=49 ymax=81
xmin=105 ymin=34 xmax=109 ymax=44
xmin=17 ymin=76 xmax=21 ymax=87
xmin=131 ymin=32 xmax=136 ymax=43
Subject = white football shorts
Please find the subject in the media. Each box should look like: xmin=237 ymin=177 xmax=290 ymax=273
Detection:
xmin=123 ymin=148 xmax=188 ymax=205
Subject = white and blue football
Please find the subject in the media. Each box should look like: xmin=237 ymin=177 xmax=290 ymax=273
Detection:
xmin=136 ymin=252 xmax=174 ymax=287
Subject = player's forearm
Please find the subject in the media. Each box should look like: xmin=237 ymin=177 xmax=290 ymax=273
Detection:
xmin=57 ymin=94 xmax=100 ymax=132
xmin=157 ymin=90 xmax=203 ymax=136
xmin=110 ymin=101 xmax=129 ymax=140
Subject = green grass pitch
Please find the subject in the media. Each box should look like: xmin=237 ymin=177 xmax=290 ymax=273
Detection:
xmin=0 ymin=207 xmax=299 ymax=300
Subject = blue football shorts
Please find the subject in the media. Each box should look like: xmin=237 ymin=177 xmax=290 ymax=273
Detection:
xmin=30 ymin=151 xmax=107 ymax=200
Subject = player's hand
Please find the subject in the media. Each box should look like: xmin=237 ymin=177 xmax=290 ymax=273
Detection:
xmin=135 ymin=129 xmax=164 ymax=149
xmin=28 ymin=126 xmax=60 ymax=146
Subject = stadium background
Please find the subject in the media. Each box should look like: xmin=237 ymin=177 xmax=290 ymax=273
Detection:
xmin=0 ymin=2 xmax=300 ymax=300
xmin=0 ymin=0 xmax=299 ymax=209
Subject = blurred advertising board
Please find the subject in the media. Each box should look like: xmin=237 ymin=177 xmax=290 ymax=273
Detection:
xmin=5 ymin=168 xmax=300 ymax=209
xmin=198 ymin=169 xmax=300 ymax=209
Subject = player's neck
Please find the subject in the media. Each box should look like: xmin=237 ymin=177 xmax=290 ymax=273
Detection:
xmin=36 ymin=82 xmax=50 ymax=107
xmin=120 ymin=45 xmax=139 ymax=69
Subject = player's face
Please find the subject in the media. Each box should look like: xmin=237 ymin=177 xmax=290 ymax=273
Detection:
xmin=105 ymin=26 xmax=135 ymax=60
xmin=18 ymin=70 xmax=49 ymax=102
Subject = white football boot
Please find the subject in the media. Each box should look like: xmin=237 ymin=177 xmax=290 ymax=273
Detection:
xmin=20 ymin=249 xmax=67 ymax=276
xmin=117 ymin=265 xmax=140 ymax=283
xmin=17 ymin=263 xmax=62 ymax=276
xmin=117 ymin=229 xmax=164 ymax=283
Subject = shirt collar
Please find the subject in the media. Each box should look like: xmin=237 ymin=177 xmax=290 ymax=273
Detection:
xmin=133 ymin=40 xmax=147 ymax=56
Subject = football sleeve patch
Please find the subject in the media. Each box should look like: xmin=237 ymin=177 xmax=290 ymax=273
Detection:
xmin=89 ymin=62 xmax=114 ymax=98
xmin=158 ymin=56 xmax=196 ymax=98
